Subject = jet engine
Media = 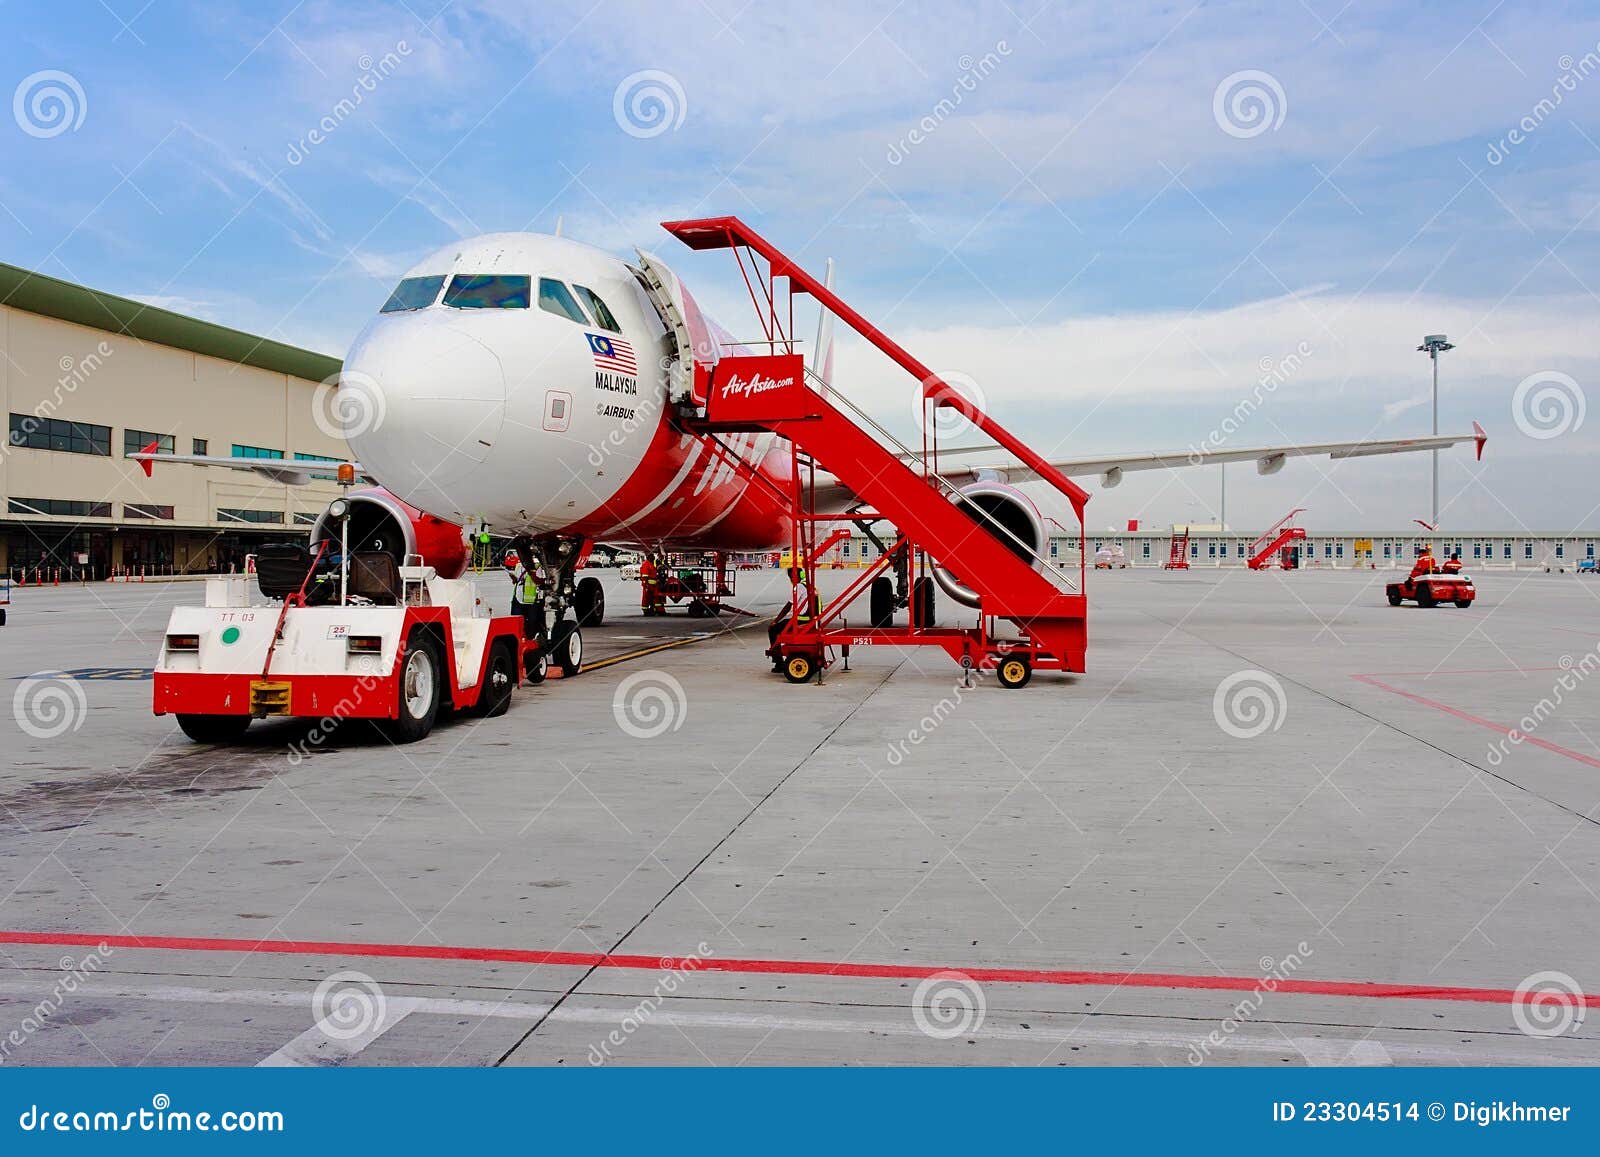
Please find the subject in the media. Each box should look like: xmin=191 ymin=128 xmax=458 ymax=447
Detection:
xmin=309 ymin=486 xmax=469 ymax=579
xmin=931 ymin=480 xmax=1048 ymax=609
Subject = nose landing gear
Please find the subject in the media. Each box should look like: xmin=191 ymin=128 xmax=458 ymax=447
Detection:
xmin=512 ymin=533 xmax=593 ymax=682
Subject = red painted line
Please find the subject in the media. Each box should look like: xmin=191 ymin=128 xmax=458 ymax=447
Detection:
xmin=1352 ymin=674 xmax=1600 ymax=770
xmin=1 ymin=930 xmax=1591 ymax=1010
xmin=1352 ymin=666 xmax=1564 ymax=678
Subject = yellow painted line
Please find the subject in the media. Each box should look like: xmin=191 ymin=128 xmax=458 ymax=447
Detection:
xmin=582 ymin=616 xmax=772 ymax=673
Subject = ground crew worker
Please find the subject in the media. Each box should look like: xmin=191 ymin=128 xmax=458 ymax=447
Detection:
xmin=639 ymin=553 xmax=664 ymax=615
xmin=790 ymin=565 xmax=813 ymax=624
xmin=1442 ymin=552 xmax=1463 ymax=574
xmin=508 ymin=553 xmax=544 ymax=636
xmin=768 ymin=565 xmax=814 ymax=669
xmin=1410 ymin=544 xmax=1436 ymax=581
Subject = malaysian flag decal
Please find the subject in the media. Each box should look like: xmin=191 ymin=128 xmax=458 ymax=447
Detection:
xmin=587 ymin=332 xmax=637 ymax=376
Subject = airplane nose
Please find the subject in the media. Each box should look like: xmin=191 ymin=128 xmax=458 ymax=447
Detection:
xmin=344 ymin=317 xmax=507 ymax=511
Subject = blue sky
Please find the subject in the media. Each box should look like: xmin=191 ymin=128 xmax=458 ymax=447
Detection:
xmin=3 ymin=1 xmax=1598 ymax=531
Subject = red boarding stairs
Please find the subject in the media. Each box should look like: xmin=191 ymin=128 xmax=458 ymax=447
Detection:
xmin=1247 ymin=507 xmax=1307 ymax=570
xmin=661 ymin=216 xmax=1088 ymax=685
xmin=1163 ymin=528 xmax=1190 ymax=570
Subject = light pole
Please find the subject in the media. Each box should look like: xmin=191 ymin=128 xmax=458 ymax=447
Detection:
xmin=1417 ymin=334 xmax=1454 ymax=527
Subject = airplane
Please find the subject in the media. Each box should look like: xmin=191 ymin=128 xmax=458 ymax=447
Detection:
xmin=137 ymin=226 xmax=1488 ymax=662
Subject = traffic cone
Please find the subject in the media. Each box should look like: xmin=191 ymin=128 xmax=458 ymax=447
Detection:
xmin=53 ymin=568 xmax=59 ymax=587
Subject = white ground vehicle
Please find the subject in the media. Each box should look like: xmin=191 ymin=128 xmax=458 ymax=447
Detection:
xmin=153 ymin=538 xmax=542 ymax=744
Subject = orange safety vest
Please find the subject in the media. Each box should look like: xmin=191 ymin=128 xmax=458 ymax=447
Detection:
xmin=640 ymin=559 xmax=658 ymax=584
xmin=1410 ymin=554 xmax=1434 ymax=579
xmin=1442 ymin=557 xmax=1462 ymax=573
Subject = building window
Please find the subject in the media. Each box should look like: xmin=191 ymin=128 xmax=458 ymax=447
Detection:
xmin=841 ymin=541 xmax=852 ymax=558
xmin=1524 ymin=543 xmax=1533 ymax=559
xmin=124 ymin=429 xmax=175 ymax=457
xmin=124 ymin=503 xmax=175 ymax=520
xmin=1142 ymin=542 xmax=1151 ymax=558
xmin=1588 ymin=543 xmax=1595 ymax=558
xmin=9 ymin=414 xmax=111 ymax=456
xmin=1325 ymin=543 xmax=1333 ymax=557
xmin=292 ymin=511 xmax=319 ymax=525
xmin=1383 ymin=542 xmax=1392 ymax=558
xmin=218 ymin=507 xmax=284 ymax=524
xmin=1189 ymin=542 xmax=1197 ymax=557
xmin=294 ymin=451 xmax=342 ymax=480
xmin=1049 ymin=540 xmax=1059 ymax=558
xmin=193 ymin=438 xmax=208 ymax=455
xmin=1336 ymin=543 xmax=1344 ymax=558
xmin=1208 ymin=542 xmax=1217 ymax=557
xmin=1504 ymin=543 xmax=1512 ymax=559
xmin=1556 ymin=544 xmax=1565 ymax=558
xmin=232 ymin=444 xmax=284 ymax=459
xmin=9 ymin=497 xmax=112 ymax=518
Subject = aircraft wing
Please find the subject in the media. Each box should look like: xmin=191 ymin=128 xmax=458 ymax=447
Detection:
xmin=917 ymin=423 xmax=1487 ymax=489
xmin=129 ymin=450 xmax=364 ymax=487
xmin=811 ymin=423 xmax=1485 ymax=511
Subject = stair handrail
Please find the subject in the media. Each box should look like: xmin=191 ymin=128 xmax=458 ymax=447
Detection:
xmin=1249 ymin=507 xmax=1307 ymax=558
xmin=799 ymin=364 xmax=1081 ymax=596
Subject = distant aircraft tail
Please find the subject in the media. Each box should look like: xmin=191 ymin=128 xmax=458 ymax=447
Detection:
xmin=812 ymin=257 xmax=835 ymax=396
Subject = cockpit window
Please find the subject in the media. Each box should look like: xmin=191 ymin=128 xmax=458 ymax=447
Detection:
xmin=379 ymin=275 xmax=446 ymax=313
xmin=443 ymin=274 xmax=532 ymax=309
xmin=537 ymin=278 xmax=590 ymax=324
xmin=573 ymin=285 xmax=620 ymax=331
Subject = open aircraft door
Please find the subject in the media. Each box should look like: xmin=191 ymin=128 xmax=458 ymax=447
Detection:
xmin=634 ymin=249 xmax=720 ymax=408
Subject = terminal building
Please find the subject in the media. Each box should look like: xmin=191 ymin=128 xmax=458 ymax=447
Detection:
xmin=818 ymin=527 xmax=1598 ymax=571
xmin=2 ymin=262 xmax=347 ymax=581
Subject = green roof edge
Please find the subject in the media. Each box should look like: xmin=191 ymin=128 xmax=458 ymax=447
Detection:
xmin=0 ymin=261 xmax=343 ymax=382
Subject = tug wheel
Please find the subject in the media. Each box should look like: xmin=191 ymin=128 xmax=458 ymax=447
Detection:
xmin=385 ymin=633 xmax=442 ymax=743
xmin=476 ymin=643 xmax=516 ymax=717
xmin=995 ymin=656 xmax=1033 ymax=689
xmin=783 ymin=653 xmax=817 ymax=684
xmin=1387 ymin=593 xmax=1403 ymax=606
xmin=1454 ymin=599 xmax=1472 ymax=609
xmin=1417 ymin=587 xmax=1436 ymax=608
xmin=176 ymin=714 xmax=251 ymax=744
